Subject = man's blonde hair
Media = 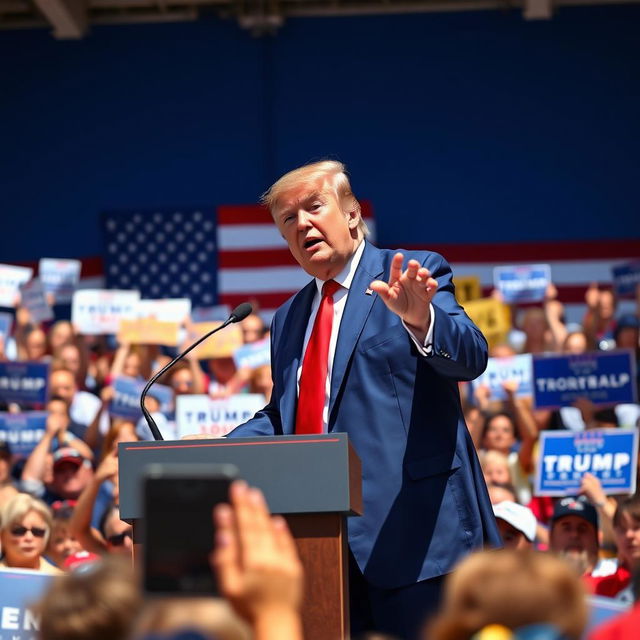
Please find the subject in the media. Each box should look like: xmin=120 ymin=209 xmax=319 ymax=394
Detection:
xmin=261 ymin=160 xmax=369 ymax=236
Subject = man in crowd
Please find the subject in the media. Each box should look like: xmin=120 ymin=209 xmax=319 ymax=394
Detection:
xmin=492 ymin=501 xmax=536 ymax=550
xmin=228 ymin=160 xmax=500 ymax=639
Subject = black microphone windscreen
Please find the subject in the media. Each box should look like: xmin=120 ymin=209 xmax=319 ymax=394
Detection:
xmin=229 ymin=302 xmax=253 ymax=323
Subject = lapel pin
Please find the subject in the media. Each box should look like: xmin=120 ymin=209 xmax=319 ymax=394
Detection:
xmin=365 ymin=288 xmax=374 ymax=296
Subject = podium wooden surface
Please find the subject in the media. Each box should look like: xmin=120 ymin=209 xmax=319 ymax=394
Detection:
xmin=120 ymin=434 xmax=362 ymax=640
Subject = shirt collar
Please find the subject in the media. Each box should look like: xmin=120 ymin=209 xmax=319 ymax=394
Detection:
xmin=314 ymin=240 xmax=365 ymax=295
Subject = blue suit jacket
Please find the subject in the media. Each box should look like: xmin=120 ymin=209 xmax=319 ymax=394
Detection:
xmin=228 ymin=242 xmax=501 ymax=588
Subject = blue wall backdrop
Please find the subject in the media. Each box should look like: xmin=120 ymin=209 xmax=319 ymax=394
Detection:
xmin=1 ymin=5 xmax=639 ymax=261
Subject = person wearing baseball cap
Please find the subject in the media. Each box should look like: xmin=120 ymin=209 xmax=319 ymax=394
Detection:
xmin=549 ymin=495 xmax=600 ymax=579
xmin=492 ymin=501 xmax=537 ymax=550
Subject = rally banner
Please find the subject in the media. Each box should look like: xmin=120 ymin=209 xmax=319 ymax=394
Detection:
xmin=175 ymin=393 xmax=266 ymax=438
xmin=0 ymin=412 xmax=47 ymax=458
xmin=0 ymin=569 xmax=54 ymax=639
xmin=117 ymin=318 xmax=180 ymax=347
xmin=189 ymin=322 xmax=243 ymax=360
xmin=38 ymin=258 xmax=82 ymax=303
xmin=0 ymin=264 xmax=33 ymax=308
xmin=493 ymin=264 xmax=551 ymax=304
xmin=612 ymin=261 xmax=640 ymax=299
xmin=470 ymin=353 xmax=533 ymax=401
xmin=532 ymin=350 xmax=637 ymax=410
xmin=534 ymin=429 xmax=638 ymax=496
xmin=110 ymin=376 xmax=173 ymax=420
xmin=0 ymin=361 xmax=49 ymax=407
xmin=233 ymin=338 xmax=270 ymax=370
xmin=0 ymin=312 xmax=13 ymax=340
xmin=463 ymin=298 xmax=511 ymax=349
xmin=453 ymin=275 xmax=482 ymax=304
xmin=19 ymin=278 xmax=53 ymax=324
xmin=137 ymin=298 xmax=192 ymax=323
xmin=71 ymin=289 xmax=140 ymax=335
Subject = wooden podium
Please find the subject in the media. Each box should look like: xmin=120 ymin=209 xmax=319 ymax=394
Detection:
xmin=118 ymin=433 xmax=362 ymax=640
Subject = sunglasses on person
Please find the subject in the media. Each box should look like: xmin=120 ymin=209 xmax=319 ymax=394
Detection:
xmin=10 ymin=526 xmax=47 ymax=538
xmin=106 ymin=530 xmax=133 ymax=546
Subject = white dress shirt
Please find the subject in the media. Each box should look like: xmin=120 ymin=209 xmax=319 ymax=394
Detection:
xmin=297 ymin=241 xmax=435 ymax=432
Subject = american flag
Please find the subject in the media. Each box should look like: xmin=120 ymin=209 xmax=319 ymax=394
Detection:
xmin=101 ymin=208 xmax=218 ymax=308
xmin=17 ymin=204 xmax=636 ymax=326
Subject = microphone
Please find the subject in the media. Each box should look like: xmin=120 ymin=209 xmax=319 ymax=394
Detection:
xmin=140 ymin=302 xmax=253 ymax=440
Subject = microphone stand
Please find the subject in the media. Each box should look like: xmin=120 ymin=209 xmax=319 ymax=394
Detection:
xmin=140 ymin=303 xmax=252 ymax=440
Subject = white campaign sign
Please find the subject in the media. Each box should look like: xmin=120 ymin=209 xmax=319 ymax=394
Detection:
xmin=0 ymin=264 xmax=33 ymax=308
xmin=175 ymin=394 xmax=266 ymax=438
xmin=72 ymin=289 xmax=140 ymax=334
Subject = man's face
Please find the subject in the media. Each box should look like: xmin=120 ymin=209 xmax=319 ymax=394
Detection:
xmin=272 ymin=182 xmax=360 ymax=280
xmin=496 ymin=519 xmax=531 ymax=550
xmin=614 ymin=512 xmax=640 ymax=569
xmin=550 ymin=515 xmax=599 ymax=573
xmin=51 ymin=461 xmax=92 ymax=499
xmin=47 ymin=399 xmax=69 ymax=427
xmin=49 ymin=371 xmax=77 ymax=403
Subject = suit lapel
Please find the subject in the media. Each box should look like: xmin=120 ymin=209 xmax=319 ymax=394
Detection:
xmin=329 ymin=242 xmax=384 ymax=420
xmin=279 ymin=280 xmax=316 ymax=434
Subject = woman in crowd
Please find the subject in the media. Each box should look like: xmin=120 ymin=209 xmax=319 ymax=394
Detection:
xmin=0 ymin=493 xmax=60 ymax=574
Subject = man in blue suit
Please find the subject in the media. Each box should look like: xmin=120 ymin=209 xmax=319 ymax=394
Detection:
xmin=228 ymin=160 xmax=501 ymax=639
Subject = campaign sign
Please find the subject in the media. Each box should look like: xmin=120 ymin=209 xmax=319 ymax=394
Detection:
xmin=0 ymin=264 xmax=33 ymax=308
xmin=190 ymin=322 xmax=243 ymax=359
xmin=493 ymin=264 xmax=551 ymax=304
xmin=0 ymin=569 xmax=54 ymax=640
xmin=191 ymin=305 xmax=231 ymax=323
xmin=19 ymin=278 xmax=53 ymax=324
xmin=463 ymin=297 xmax=512 ymax=349
xmin=176 ymin=394 xmax=266 ymax=438
xmin=532 ymin=350 xmax=637 ymax=410
xmin=233 ymin=338 xmax=270 ymax=370
xmin=110 ymin=376 xmax=173 ymax=420
xmin=138 ymin=298 xmax=191 ymax=323
xmin=471 ymin=354 xmax=533 ymax=401
xmin=72 ymin=289 xmax=140 ymax=335
xmin=534 ymin=428 xmax=638 ymax=496
xmin=0 ymin=312 xmax=13 ymax=340
xmin=612 ymin=261 xmax=640 ymax=299
xmin=0 ymin=412 xmax=47 ymax=458
xmin=0 ymin=361 xmax=49 ymax=407
xmin=38 ymin=258 xmax=82 ymax=303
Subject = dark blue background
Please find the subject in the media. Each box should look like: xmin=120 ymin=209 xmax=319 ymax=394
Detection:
xmin=1 ymin=6 xmax=639 ymax=261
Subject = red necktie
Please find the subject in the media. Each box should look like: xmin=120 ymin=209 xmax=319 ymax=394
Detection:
xmin=295 ymin=279 xmax=341 ymax=434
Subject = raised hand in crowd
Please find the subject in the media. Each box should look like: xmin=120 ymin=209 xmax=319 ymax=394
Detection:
xmin=580 ymin=472 xmax=616 ymax=543
xmin=211 ymin=480 xmax=304 ymax=640
xmin=544 ymin=282 xmax=568 ymax=351
xmin=501 ymin=380 xmax=538 ymax=476
xmin=68 ymin=447 xmax=121 ymax=555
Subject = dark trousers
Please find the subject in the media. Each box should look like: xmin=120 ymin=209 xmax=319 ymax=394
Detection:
xmin=348 ymin=551 xmax=445 ymax=640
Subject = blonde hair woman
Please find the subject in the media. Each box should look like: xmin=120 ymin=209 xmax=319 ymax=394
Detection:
xmin=0 ymin=493 xmax=60 ymax=574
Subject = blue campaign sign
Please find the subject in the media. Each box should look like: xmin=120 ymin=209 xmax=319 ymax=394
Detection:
xmin=0 ymin=312 xmax=13 ymax=339
xmin=110 ymin=376 xmax=173 ymax=420
xmin=532 ymin=350 xmax=637 ymax=410
xmin=0 ymin=361 xmax=50 ymax=407
xmin=233 ymin=338 xmax=270 ymax=370
xmin=0 ymin=569 xmax=54 ymax=639
xmin=0 ymin=412 xmax=47 ymax=458
xmin=612 ymin=261 xmax=640 ymax=299
xmin=493 ymin=264 xmax=551 ymax=304
xmin=535 ymin=429 xmax=639 ymax=496
xmin=38 ymin=258 xmax=82 ymax=304
xmin=471 ymin=353 xmax=533 ymax=401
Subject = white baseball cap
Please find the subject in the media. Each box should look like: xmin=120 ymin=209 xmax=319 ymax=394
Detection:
xmin=493 ymin=501 xmax=537 ymax=542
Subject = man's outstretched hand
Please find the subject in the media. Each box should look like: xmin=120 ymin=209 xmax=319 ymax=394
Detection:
xmin=369 ymin=252 xmax=438 ymax=343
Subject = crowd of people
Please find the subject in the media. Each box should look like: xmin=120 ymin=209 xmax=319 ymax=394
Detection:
xmin=0 ymin=269 xmax=639 ymax=639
